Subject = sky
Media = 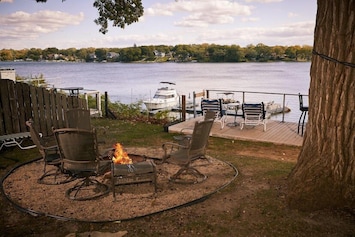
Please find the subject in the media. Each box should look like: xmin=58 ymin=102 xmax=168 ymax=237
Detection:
xmin=0 ymin=0 xmax=317 ymax=50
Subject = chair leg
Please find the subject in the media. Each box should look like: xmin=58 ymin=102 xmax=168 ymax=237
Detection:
xmin=66 ymin=177 xmax=109 ymax=201
xmin=301 ymin=111 xmax=307 ymax=136
xmin=298 ymin=111 xmax=304 ymax=134
xmin=221 ymin=116 xmax=225 ymax=129
xmin=38 ymin=168 xmax=75 ymax=185
xmin=170 ymin=166 xmax=207 ymax=184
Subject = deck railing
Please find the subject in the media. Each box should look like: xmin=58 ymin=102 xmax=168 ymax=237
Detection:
xmin=204 ymin=89 xmax=309 ymax=123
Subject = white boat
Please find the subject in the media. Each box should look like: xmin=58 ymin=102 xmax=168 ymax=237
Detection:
xmin=143 ymin=82 xmax=180 ymax=111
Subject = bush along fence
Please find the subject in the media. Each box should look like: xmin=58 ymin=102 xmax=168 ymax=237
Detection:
xmin=0 ymin=79 xmax=87 ymax=137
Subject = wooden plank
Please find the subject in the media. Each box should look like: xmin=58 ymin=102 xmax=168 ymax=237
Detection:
xmin=15 ymin=82 xmax=27 ymax=132
xmin=194 ymin=91 xmax=205 ymax=98
xmin=50 ymin=89 xmax=59 ymax=130
xmin=80 ymin=98 xmax=88 ymax=109
xmin=30 ymin=85 xmax=40 ymax=134
xmin=43 ymin=88 xmax=52 ymax=136
xmin=58 ymin=93 xmax=67 ymax=128
xmin=8 ymin=80 xmax=20 ymax=133
xmin=168 ymin=117 xmax=303 ymax=147
xmin=0 ymin=80 xmax=9 ymax=135
xmin=36 ymin=87 xmax=46 ymax=135
xmin=22 ymin=83 xmax=32 ymax=122
xmin=1 ymin=80 xmax=18 ymax=134
xmin=68 ymin=96 xmax=75 ymax=109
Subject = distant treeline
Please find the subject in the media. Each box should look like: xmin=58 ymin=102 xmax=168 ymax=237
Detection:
xmin=0 ymin=43 xmax=312 ymax=63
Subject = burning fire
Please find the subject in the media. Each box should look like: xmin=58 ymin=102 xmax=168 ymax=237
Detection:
xmin=112 ymin=143 xmax=132 ymax=164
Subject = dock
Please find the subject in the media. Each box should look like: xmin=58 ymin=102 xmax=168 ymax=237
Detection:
xmin=168 ymin=116 xmax=304 ymax=147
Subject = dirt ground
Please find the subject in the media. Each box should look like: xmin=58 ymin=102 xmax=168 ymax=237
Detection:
xmin=2 ymin=147 xmax=237 ymax=222
xmin=1 ymin=145 xmax=354 ymax=237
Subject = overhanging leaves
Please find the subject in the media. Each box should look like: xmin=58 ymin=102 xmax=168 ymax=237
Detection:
xmin=93 ymin=0 xmax=144 ymax=34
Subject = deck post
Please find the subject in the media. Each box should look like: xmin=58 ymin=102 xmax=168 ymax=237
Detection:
xmin=181 ymin=95 xmax=186 ymax=121
xmin=282 ymin=94 xmax=286 ymax=122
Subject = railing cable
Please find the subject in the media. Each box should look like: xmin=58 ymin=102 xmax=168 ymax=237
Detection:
xmin=312 ymin=49 xmax=355 ymax=68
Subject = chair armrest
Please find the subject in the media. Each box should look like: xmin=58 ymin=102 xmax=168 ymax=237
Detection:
xmin=162 ymin=142 xmax=189 ymax=163
xmin=162 ymin=142 xmax=188 ymax=150
xmin=99 ymin=148 xmax=114 ymax=160
xmin=43 ymin=145 xmax=59 ymax=156
xmin=173 ymin=134 xmax=191 ymax=146
xmin=43 ymin=145 xmax=58 ymax=150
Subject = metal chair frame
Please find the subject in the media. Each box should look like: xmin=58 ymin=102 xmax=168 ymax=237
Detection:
xmin=240 ymin=102 xmax=267 ymax=132
xmin=53 ymin=128 xmax=110 ymax=201
xmin=297 ymin=93 xmax=308 ymax=136
xmin=162 ymin=120 xmax=214 ymax=184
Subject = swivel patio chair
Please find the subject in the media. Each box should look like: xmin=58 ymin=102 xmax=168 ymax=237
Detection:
xmin=162 ymin=119 xmax=214 ymax=184
xmin=26 ymin=119 xmax=74 ymax=185
xmin=53 ymin=127 xmax=110 ymax=201
xmin=240 ymin=102 xmax=267 ymax=132
xmin=201 ymin=98 xmax=226 ymax=129
xmin=297 ymin=93 xmax=308 ymax=136
xmin=173 ymin=110 xmax=215 ymax=145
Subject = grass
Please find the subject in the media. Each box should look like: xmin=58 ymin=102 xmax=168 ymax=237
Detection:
xmin=0 ymin=118 xmax=354 ymax=237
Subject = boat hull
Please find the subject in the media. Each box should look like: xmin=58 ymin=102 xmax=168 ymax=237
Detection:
xmin=144 ymin=99 xmax=179 ymax=110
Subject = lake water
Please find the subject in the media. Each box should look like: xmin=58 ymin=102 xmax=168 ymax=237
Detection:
xmin=0 ymin=61 xmax=311 ymax=123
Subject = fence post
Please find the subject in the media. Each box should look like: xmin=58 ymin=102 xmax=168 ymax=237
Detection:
xmin=181 ymin=95 xmax=186 ymax=121
xmin=105 ymin=92 xmax=108 ymax=118
xmin=282 ymin=94 xmax=286 ymax=122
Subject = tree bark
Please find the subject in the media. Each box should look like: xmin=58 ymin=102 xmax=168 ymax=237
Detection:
xmin=287 ymin=0 xmax=355 ymax=211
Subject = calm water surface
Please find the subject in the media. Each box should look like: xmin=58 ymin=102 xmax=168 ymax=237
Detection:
xmin=0 ymin=61 xmax=311 ymax=122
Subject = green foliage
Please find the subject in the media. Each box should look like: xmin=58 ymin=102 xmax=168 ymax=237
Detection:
xmin=15 ymin=73 xmax=48 ymax=87
xmin=108 ymin=100 xmax=143 ymax=120
xmin=0 ymin=44 xmax=312 ymax=63
xmin=35 ymin=0 xmax=144 ymax=34
xmin=93 ymin=0 xmax=144 ymax=34
xmin=106 ymin=100 xmax=174 ymax=125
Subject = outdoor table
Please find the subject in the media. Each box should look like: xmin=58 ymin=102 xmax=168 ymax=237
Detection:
xmin=225 ymin=102 xmax=242 ymax=126
xmin=59 ymin=87 xmax=84 ymax=97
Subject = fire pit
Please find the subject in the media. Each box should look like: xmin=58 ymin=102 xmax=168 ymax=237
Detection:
xmin=110 ymin=144 xmax=157 ymax=200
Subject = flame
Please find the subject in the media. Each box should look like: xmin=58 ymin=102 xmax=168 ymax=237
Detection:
xmin=112 ymin=143 xmax=132 ymax=164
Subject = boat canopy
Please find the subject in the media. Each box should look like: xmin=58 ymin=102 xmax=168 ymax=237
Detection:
xmin=160 ymin=81 xmax=176 ymax=85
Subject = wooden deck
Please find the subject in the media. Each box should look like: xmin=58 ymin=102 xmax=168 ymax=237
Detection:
xmin=168 ymin=116 xmax=304 ymax=147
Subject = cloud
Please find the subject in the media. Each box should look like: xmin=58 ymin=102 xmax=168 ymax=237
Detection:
xmin=84 ymin=20 xmax=315 ymax=49
xmin=0 ymin=0 xmax=13 ymax=3
xmin=288 ymin=12 xmax=299 ymax=18
xmin=0 ymin=10 xmax=84 ymax=41
xmin=241 ymin=17 xmax=260 ymax=22
xmin=195 ymin=21 xmax=315 ymax=46
xmin=146 ymin=0 xmax=253 ymax=27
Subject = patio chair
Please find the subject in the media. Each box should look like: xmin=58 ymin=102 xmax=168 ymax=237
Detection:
xmin=66 ymin=108 xmax=91 ymax=130
xmin=26 ymin=119 xmax=74 ymax=185
xmin=162 ymin=119 xmax=214 ymax=183
xmin=240 ymin=102 xmax=267 ymax=131
xmin=201 ymin=98 xmax=226 ymax=129
xmin=53 ymin=127 xmax=110 ymax=201
xmin=297 ymin=93 xmax=308 ymax=136
xmin=173 ymin=110 xmax=215 ymax=145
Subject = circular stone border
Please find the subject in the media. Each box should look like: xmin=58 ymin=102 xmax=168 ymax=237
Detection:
xmin=1 ymin=156 xmax=238 ymax=223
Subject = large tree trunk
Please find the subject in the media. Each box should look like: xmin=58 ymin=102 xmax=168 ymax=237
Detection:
xmin=287 ymin=0 xmax=355 ymax=211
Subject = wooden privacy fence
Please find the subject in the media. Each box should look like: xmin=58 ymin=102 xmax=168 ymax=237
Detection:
xmin=0 ymin=79 xmax=87 ymax=137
